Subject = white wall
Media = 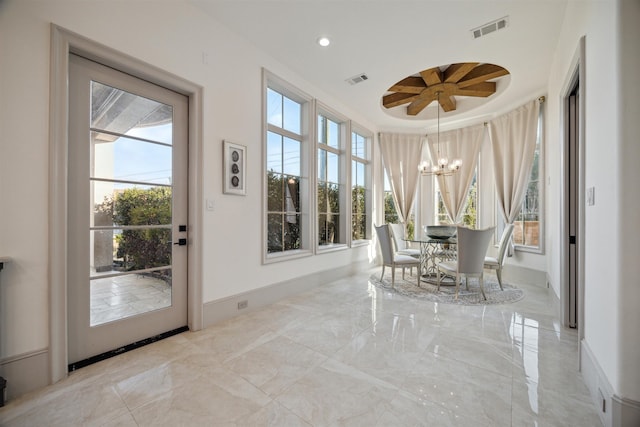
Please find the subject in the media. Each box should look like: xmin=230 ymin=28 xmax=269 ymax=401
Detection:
xmin=546 ymin=0 xmax=640 ymax=404
xmin=0 ymin=0 xmax=375 ymax=361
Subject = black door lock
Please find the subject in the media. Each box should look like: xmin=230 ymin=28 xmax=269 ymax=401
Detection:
xmin=173 ymin=238 xmax=187 ymax=246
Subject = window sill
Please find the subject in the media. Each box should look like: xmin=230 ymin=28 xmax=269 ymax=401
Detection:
xmin=351 ymin=239 xmax=371 ymax=248
xmin=514 ymin=245 xmax=544 ymax=255
xmin=316 ymin=243 xmax=349 ymax=254
xmin=263 ymin=249 xmax=313 ymax=264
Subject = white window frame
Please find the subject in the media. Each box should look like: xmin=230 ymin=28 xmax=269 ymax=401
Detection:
xmin=350 ymin=124 xmax=372 ymax=246
xmin=316 ymin=103 xmax=348 ymax=252
xmin=263 ymin=70 xmax=313 ymax=263
xmin=262 ymin=70 xmax=375 ymax=262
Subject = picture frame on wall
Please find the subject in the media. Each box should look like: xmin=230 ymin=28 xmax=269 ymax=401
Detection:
xmin=223 ymin=140 xmax=246 ymax=195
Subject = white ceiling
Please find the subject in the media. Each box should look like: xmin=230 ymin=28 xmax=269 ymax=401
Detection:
xmin=191 ymin=0 xmax=567 ymax=132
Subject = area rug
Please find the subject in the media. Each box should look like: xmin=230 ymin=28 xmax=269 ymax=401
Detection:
xmin=369 ymin=271 xmax=524 ymax=306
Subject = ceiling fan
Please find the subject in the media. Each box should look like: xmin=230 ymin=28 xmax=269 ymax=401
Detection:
xmin=382 ymin=62 xmax=509 ymax=116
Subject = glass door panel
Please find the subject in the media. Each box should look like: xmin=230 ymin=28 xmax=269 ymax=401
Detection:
xmin=89 ymin=82 xmax=175 ymax=326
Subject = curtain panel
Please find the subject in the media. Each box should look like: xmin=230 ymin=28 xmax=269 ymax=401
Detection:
xmin=427 ymin=124 xmax=484 ymax=223
xmin=378 ymin=133 xmax=424 ymax=227
xmin=489 ymin=99 xmax=540 ymax=225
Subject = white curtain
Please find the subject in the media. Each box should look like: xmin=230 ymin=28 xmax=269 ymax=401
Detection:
xmin=489 ymin=99 xmax=540 ymax=224
xmin=427 ymin=124 xmax=484 ymax=223
xmin=379 ymin=133 xmax=424 ymax=225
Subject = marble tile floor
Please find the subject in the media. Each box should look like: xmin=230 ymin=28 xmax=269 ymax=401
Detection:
xmin=0 ymin=270 xmax=603 ymax=426
xmin=90 ymin=274 xmax=171 ymax=326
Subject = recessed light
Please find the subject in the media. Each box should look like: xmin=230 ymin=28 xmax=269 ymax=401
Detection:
xmin=317 ymin=37 xmax=330 ymax=47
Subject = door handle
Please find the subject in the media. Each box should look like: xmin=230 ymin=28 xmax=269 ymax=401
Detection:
xmin=173 ymin=238 xmax=187 ymax=246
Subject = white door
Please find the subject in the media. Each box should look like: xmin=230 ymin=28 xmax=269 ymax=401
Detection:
xmin=67 ymin=54 xmax=188 ymax=365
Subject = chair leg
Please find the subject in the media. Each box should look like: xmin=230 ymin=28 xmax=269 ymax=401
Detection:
xmin=496 ymin=268 xmax=504 ymax=290
xmin=402 ymin=268 xmax=406 ymax=280
xmin=380 ymin=265 xmax=385 ymax=281
xmin=391 ymin=268 xmax=396 ymax=288
xmin=465 ymin=277 xmax=469 ymax=290
xmin=479 ymin=274 xmax=487 ymax=300
xmin=455 ymin=273 xmax=460 ymax=300
xmin=437 ymin=268 xmax=441 ymax=291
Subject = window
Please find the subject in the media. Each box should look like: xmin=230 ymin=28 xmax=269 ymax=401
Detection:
xmin=513 ymin=116 xmax=542 ymax=248
xmin=351 ymin=129 xmax=371 ymax=241
xmin=383 ymin=173 xmax=398 ymax=224
xmin=317 ymin=112 xmax=344 ymax=247
xmin=264 ymin=72 xmax=373 ymax=260
xmin=265 ymin=84 xmax=309 ymax=255
xmin=497 ymin=109 xmax=543 ymax=251
xmin=384 ymin=172 xmax=415 ymax=239
xmin=434 ymin=167 xmax=478 ymax=228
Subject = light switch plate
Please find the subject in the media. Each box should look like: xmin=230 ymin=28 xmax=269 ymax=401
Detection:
xmin=587 ymin=187 xmax=595 ymax=206
xmin=206 ymin=199 xmax=215 ymax=211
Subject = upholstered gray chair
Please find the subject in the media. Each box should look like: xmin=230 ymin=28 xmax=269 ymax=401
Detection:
xmin=484 ymin=224 xmax=514 ymax=290
xmin=375 ymin=224 xmax=421 ymax=288
xmin=436 ymin=226 xmax=495 ymax=300
xmin=389 ymin=222 xmax=421 ymax=276
xmin=389 ymin=223 xmax=421 ymax=257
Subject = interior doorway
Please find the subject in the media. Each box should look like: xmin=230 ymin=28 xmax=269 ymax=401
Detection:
xmin=567 ymin=82 xmax=579 ymax=329
xmin=562 ymin=37 xmax=585 ymax=334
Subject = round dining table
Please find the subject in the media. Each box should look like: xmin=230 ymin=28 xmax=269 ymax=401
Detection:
xmin=406 ymin=235 xmax=457 ymax=285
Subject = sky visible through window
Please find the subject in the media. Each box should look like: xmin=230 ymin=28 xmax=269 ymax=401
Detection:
xmin=110 ymin=122 xmax=173 ymax=189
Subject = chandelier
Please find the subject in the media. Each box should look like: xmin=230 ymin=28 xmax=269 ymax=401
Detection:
xmin=418 ymin=91 xmax=462 ymax=176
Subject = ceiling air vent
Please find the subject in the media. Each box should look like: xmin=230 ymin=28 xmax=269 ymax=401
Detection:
xmin=346 ymin=73 xmax=369 ymax=85
xmin=471 ymin=16 xmax=509 ymax=39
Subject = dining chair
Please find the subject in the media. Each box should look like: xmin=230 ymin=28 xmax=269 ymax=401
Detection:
xmin=389 ymin=223 xmax=421 ymax=257
xmin=436 ymin=225 xmax=495 ymax=300
xmin=484 ymin=224 xmax=514 ymax=290
xmin=375 ymin=224 xmax=421 ymax=288
xmin=389 ymin=222 xmax=421 ymax=276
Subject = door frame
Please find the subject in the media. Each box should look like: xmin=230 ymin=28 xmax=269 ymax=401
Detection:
xmin=49 ymin=25 xmax=203 ymax=383
xmin=559 ymin=37 xmax=586 ymax=345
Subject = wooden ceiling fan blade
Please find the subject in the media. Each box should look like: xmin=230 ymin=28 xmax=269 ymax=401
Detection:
xmin=453 ymin=81 xmax=496 ymax=97
xmin=439 ymin=95 xmax=456 ymax=112
xmin=383 ymin=92 xmax=419 ymax=109
xmin=388 ymin=76 xmax=427 ymax=94
xmin=407 ymin=96 xmax=435 ymax=116
xmin=420 ymin=68 xmax=442 ymax=86
xmin=457 ymin=64 xmax=509 ymax=88
xmin=382 ymin=62 xmax=509 ymax=116
xmin=444 ymin=63 xmax=479 ymax=83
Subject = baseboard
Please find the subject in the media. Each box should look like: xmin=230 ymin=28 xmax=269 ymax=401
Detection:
xmin=612 ymin=395 xmax=640 ymax=427
xmin=545 ymin=273 xmax=562 ymax=322
xmin=581 ymin=339 xmax=613 ymax=426
xmin=0 ymin=349 xmax=49 ymax=403
xmin=502 ymin=264 xmax=546 ymax=286
xmin=203 ymin=260 xmax=370 ymax=328
xmin=581 ymin=340 xmax=640 ymax=427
